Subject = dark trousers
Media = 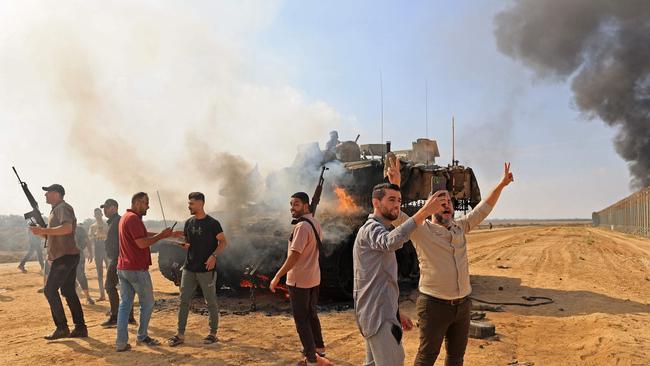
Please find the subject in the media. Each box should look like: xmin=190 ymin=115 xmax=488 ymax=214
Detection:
xmin=414 ymin=293 xmax=471 ymax=366
xmin=288 ymin=285 xmax=324 ymax=363
xmin=105 ymin=260 xmax=134 ymax=320
xmin=44 ymin=254 xmax=85 ymax=329
xmin=20 ymin=241 xmax=44 ymax=269
xmin=94 ymin=241 xmax=107 ymax=297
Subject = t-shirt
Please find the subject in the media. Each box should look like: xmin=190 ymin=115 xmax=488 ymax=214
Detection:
xmin=47 ymin=201 xmax=80 ymax=261
xmin=183 ymin=215 xmax=223 ymax=273
xmin=286 ymin=214 xmax=322 ymax=289
xmin=117 ymin=209 xmax=151 ymax=271
xmin=105 ymin=213 xmax=121 ymax=261
xmin=74 ymin=226 xmax=89 ymax=250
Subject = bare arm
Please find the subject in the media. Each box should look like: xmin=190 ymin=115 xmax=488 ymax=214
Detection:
xmin=135 ymin=228 xmax=173 ymax=249
xmin=31 ymin=223 xmax=73 ymax=237
xmin=485 ymin=162 xmax=514 ymax=207
xmin=270 ymin=250 xmax=301 ymax=292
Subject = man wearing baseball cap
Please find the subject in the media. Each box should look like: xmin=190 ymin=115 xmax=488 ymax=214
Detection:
xmin=30 ymin=184 xmax=87 ymax=339
xmin=100 ymin=198 xmax=135 ymax=327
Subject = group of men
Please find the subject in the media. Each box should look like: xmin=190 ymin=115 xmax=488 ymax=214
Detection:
xmin=28 ymin=158 xmax=513 ymax=366
xmin=29 ymin=187 xmax=227 ymax=352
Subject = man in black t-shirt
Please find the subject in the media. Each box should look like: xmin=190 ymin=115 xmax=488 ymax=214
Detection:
xmin=168 ymin=192 xmax=228 ymax=347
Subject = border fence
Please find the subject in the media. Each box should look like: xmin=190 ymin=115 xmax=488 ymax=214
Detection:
xmin=592 ymin=187 xmax=650 ymax=237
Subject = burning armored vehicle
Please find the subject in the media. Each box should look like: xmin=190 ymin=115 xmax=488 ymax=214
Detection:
xmin=157 ymin=136 xmax=481 ymax=300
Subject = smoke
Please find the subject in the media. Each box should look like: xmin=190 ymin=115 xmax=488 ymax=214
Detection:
xmin=0 ymin=1 xmax=352 ymax=217
xmin=494 ymin=0 xmax=650 ymax=188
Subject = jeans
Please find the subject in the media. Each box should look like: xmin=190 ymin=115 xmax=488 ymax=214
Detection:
xmin=177 ymin=269 xmax=219 ymax=334
xmin=19 ymin=241 xmax=44 ymax=269
xmin=288 ymin=285 xmax=324 ymax=363
xmin=44 ymin=254 xmax=85 ymax=329
xmin=76 ymin=252 xmax=89 ymax=290
xmin=413 ymin=293 xmax=471 ymax=366
xmin=116 ymin=269 xmax=155 ymax=346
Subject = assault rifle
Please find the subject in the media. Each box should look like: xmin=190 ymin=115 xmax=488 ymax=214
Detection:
xmin=309 ymin=165 xmax=328 ymax=217
xmin=12 ymin=167 xmax=47 ymax=246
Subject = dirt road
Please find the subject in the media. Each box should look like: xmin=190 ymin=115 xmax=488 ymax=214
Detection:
xmin=1 ymin=226 xmax=648 ymax=365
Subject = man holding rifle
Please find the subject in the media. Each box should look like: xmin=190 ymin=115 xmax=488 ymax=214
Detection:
xmin=115 ymin=192 xmax=179 ymax=352
xmin=30 ymin=183 xmax=88 ymax=340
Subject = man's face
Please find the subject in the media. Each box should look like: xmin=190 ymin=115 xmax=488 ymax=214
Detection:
xmin=373 ymin=189 xmax=402 ymax=221
xmin=44 ymin=191 xmax=61 ymax=205
xmin=434 ymin=192 xmax=454 ymax=226
xmin=103 ymin=206 xmax=117 ymax=218
xmin=188 ymin=198 xmax=204 ymax=215
xmin=134 ymin=196 xmax=150 ymax=216
xmin=290 ymin=198 xmax=308 ymax=219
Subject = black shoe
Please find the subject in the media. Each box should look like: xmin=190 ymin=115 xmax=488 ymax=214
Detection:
xmin=17 ymin=265 xmax=27 ymax=273
xmin=44 ymin=327 xmax=70 ymax=340
xmin=101 ymin=318 xmax=118 ymax=328
xmin=128 ymin=318 xmax=137 ymax=325
xmin=69 ymin=325 xmax=88 ymax=338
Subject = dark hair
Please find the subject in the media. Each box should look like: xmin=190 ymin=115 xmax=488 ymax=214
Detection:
xmin=291 ymin=192 xmax=310 ymax=205
xmin=188 ymin=192 xmax=205 ymax=202
xmin=372 ymin=183 xmax=401 ymax=200
xmin=131 ymin=192 xmax=148 ymax=204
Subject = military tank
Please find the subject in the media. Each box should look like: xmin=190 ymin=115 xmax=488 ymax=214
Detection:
xmin=157 ymin=137 xmax=481 ymax=300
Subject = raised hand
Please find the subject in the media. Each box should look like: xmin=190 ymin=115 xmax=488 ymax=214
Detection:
xmin=386 ymin=152 xmax=401 ymax=186
xmin=499 ymin=162 xmax=514 ymax=187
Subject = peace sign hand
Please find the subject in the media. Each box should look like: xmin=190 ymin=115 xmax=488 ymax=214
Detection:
xmin=386 ymin=152 xmax=401 ymax=186
xmin=500 ymin=162 xmax=514 ymax=187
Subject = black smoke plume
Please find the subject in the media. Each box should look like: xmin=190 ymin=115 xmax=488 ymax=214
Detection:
xmin=494 ymin=0 xmax=650 ymax=188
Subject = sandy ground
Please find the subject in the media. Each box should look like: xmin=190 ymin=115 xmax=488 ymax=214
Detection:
xmin=1 ymin=226 xmax=648 ymax=365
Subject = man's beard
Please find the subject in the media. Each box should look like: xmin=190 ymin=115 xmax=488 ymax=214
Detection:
xmin=434 ymin=213 xmax=451 ymax=227
xmin=381 ymin=207 xmax=399 ymax=221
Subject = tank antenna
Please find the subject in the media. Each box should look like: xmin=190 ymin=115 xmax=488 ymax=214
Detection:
xmin=452 ymin=116 xmax=455 ymax=166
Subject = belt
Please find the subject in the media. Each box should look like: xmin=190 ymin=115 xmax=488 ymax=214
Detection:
xmin=422 ymin=293 xmax=469 ymax=306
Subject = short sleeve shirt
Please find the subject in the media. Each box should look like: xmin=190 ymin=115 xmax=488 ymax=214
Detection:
xmin=286 ymin=214 xmax=322 ymax=289
xmin=183 ymin=215 xmax=223 ymax=272
xmin=117 ymin=209 xmax=151 ymax=270
xmin=47 ymin=201 xmax=80 ymax=261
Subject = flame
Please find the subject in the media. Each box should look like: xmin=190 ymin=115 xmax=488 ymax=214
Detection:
xmin=334 ymin=186 xmax=361 ymax=214
xmin=239 ymin=274 xmax=289 ymax=298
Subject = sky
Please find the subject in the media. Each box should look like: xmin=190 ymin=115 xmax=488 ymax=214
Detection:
xmin=0 ymin=0 xmax=634 ymax=221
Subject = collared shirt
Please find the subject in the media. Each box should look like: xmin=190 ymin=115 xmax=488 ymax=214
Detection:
xmin=353 ymin=214 xmax=417 ymax=338
xmin=117 ymin=209 xmax=151 ymax=271
xmin=286 ymin=213 xmax=323 ymax=289
xmin=47 ymin=200 xmax=80 ymax=261
xmin=105 ymin=213 xmax=121 ymax=261
xmin=394 ymin=200 xmax=493 ymax=300
xmin=89 ymin=221 xmax=108 ymax=242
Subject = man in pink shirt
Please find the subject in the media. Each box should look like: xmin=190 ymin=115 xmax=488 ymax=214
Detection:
xmin=271 ymin=192 xmax=330 ymax=366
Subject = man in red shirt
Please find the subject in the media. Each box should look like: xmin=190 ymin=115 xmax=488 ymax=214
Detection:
xmin=115 ymin=192 xmax=179 ymax=352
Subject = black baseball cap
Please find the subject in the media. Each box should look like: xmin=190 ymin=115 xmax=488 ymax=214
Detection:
xmin=42 ymin=184 xmax=65 ymax=196
xmin=100 ymin=198 xmax=118 ymax=208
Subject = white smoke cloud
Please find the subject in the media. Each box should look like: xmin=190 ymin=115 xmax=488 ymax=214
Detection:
xmin=0 ymin=1 xmax=354 ymax=218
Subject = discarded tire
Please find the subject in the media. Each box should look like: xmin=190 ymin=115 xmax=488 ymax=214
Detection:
xmin=469 ymin=320 xmax=496 ymax=339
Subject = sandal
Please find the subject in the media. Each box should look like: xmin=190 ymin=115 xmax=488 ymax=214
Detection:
xmin=203 ymin=334 xmax=218 ymax=344
xmin=167 ymin=335 xmax=184 ymax=347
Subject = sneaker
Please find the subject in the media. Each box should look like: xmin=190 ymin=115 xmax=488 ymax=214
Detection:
xmin=136 ymin=336 xmax=160 ymax=346
xmin=101 ymin=318 xmax=118 ymax=328
xmin=17 ymin=265 xmax=27 ymax=273
xmin=69 ymin=325 xmax=88 ymax=338
xmin=116 ymin=343 xmax=131 ymax=352
xmin=44 ymin=327 xmax=70 ymax=340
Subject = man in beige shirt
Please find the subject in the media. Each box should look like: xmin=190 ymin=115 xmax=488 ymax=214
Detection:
xmin=388 ymin=160 xmax=514 ymax=366
xmin=270 ymin=192 xmax=331 ymax=366
xmin=89 ymin=208 xmax=108 ymax=301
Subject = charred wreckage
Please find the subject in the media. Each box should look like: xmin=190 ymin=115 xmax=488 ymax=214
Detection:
xmin=156 ymin=136 xmax=481 ymax=301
